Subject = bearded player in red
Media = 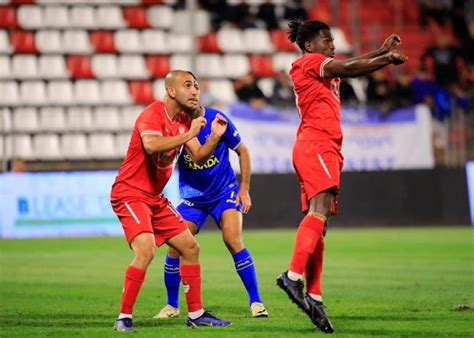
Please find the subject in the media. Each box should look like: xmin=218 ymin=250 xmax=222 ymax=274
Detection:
xmin=111 ymin=70 xmax=231 ymax=331
xmin=276 ymin=20 xmax=407 ymax=333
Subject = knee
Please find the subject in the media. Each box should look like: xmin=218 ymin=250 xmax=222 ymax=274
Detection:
xmin=136 ymin=244 xmax=155 ymax=264
xmin=223 ymin=235 xmax=244 ymax=253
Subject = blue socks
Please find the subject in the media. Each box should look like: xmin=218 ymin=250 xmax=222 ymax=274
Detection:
xmin=233 ymin=248 xmax=262 ymax=305
xmin=163 ymin=255 xmax=180 ymax=308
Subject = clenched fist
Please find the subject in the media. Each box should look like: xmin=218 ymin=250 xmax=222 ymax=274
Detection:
xmin=189 ymin=116 xmax=207 ymax=138
xmin=388 ymin=50 xmax=407 ymax=65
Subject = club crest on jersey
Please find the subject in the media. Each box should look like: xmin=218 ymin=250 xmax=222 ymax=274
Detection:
xmin=179 ymin=126 xmax=185 ymax=134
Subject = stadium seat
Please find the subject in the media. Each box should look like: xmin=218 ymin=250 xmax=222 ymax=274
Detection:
xmin=243 ymin=29 xmax=274 ymax=53
xmin=0 ymin=31 xmax=12 ymax=54
xmin=170 ymin=9 xmax=210 ymax=35
xmin=146 ymin=55 xmax=169 ymax=78
xmin=39 ymin=55 xmax=68 ymax=79
xmin=114 ymin=30 xmax=142 ymax=53
xmin=0 ymin=56 xmax=12 ymax=79
xmin=17 ymin=6 xmax=43 ymax=29
xmin=118 ymin=55 xmax=149 ymax=79
xmin=96 ymin=6 xmax=126 ymax=29
xmin=331 ymin=27 xmax=351 ymax=54
xmin=167 ymin=34 xmax=192 ymax=53
xmin=0 ymin=6 xmax=19 ymax=28
xmin=66 ymin=107 xmax=93 ymax=131
xmin=196 ymin=54 xmax=223 ymax=78
xmin=123 ymin=6 xmax=151 ymax=28
xmin=62 ymin=30 xmax=92 ymax=54
xmin=43 ymin=6 xmax=69 ymax=28
xmin=257 ymin=78 xmax=275 ymax=98
xmin=70 ymin=6 xmax=96 ymax=29
xmin=12 ymin=107 xmax=38 ymax=132
xmin=66 ymin=56 xmax=95 ymax=79
xmin=20 ymin=81 xmax=47 ymax=105
xmin=250 ymin=55 xmax=276 ymax=77
xmin=141 ymin=30 xmax=168 ymax=53
xmin=169 ymin=55 xmax=191 ymax=72
xmin=115 ymin=132 xmax=131 ymax=158
xmin=11 ymin=31 xmax=38 ymax=53
xmin=91 ymin=54 xmax=118 ymax=79
xmin=92 ymin=106 xmax=121 ymax=131
xmin=129 ymin=81 xmax=154 ymax=104
xmin=197 ymin=32 xmax=221 ymax=53
xmin=36 ymin=30 xmax=62 ymax=53
xmin=152 ymin=79 xmax=165 ymax=101
xmin=101 ymin=80 xmax=132 ymax=104
xmin=74 ymin=80 xmax=101 ymax=104
xmin=120 ymin=106 xmax=142 ymax=130
xmin=208 ymin=79 xmax=237 ymax=104
xmin=217 ymin=27 xmax=245 ymax=53
xmin=12 ymin=55 xmax=39 ymax=79
xmin=0 ymin=108 xmax=12 ymax=133
xmin=33 ymin=134 xmax=62 ymax=160
xmin=38 ymin=107 xmax=67 ymax=132
xmin=222 ymin=54 xmax=250 ymax=79
xmin=0 ymin=136 xmax=12 ymax=160
xmin=147 ymin=6 xmax=174 ymax=29
xmin=0 ymin=82 xmax=20 ymax=106
xmin=61 ymin=134 xmax=89 ymax=159
xmin=272 ymin=53 xmax=299 ymax=73
xmin=47 ymin=81 xmax=74 ymax=105
xmin=13 ymin=135 xmax=35 ymax=160
xmin=90 ymin=31 xmax=117 ymax=53
xmin=270 ymin=30 xmax=298 ymax=52
xmin=88 ymin=133 xmax=116 ymax=159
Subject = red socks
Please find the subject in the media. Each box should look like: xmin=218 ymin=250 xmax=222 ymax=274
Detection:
xmin=289 ymin=215 xmax=325 ymax=275
xmin=120 ymin=265 xmax=146 ymax=314
xmin=305 ymin=238 xmax=325 ymax=296
xmin=180 ymin=264 xmax=203 ymax=312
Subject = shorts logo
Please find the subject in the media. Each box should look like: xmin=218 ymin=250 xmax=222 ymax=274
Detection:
xmin=184 ymin=200 xmax=194 ymax=207
xmin=226 ymin=191 xmax=237 ymax=204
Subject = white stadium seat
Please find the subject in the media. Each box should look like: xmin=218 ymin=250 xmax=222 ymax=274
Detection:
xmin=70 ymin=6 xmax=96 ymax=29
xmin=332 ymin=27 xmax=352 ymax=54
xmin=196 ymin=54 xmax=223 ymax=78
xmin=12 ymin=107 xmax=38 ymax=132
xmin=115 ymin=133 xmax=131 ymax=158
xmin=272 ymin=53 xmax=299 ymax=73
xmin=92 ymin=107 xmax=121 ymax=131
xmin=217 ymin=27 xmax=245 ymax=53
xmin=39 ymin=107 xmax=67 ymax=132
xmin=13 ymin=135 xmax=34 ymax=160
xmin=114 ymin=30 xmax=142 ymax=53
xmin=101 ymin=80 xmax=132 ymax=105
xmin=36 ymin=30 xmax=62 ymax=53
xmin=118 ymin=55 xmax=149 ymax=79
xmin=0 ymin=57 xmax=12 ymax=79
xmin=17 ymin=6 xmax=43 ymax=29
xmin=20 ymin=81 xmax=47 ymax=105
xmin=147 ymin=6 xmax=174 ymax=29
xmin=0 ymin=31 xmax=11 ymax=54
xmin=33 ymin=134 xmax=62 ymax=160
xmin=258 ymin=78 xmax=275 ymax=98
xmin=141 ymin=30 xmax=168 ymax=53
xmin=0 ymin=136 xmax=12 ymax=160
xmin=47 ymin=81 xmax=74 ymax=105
xmin=168 ymin=34 xmax=193 ymax=53
xmin=96 ymin=6 xmax=125 ymax=29
xmin=0 ymin=108 xmax=12 ymax=133
xmin=0 ymin=82 xmax=19 ymax=106
xmin=120 ymin=106 xmax=142 ymax=130
xmin=74 ymin=80 xmax=101 ymax=104
xmin=222 ymin=54 xmax=250 ymax=79
xmin=43 ymin=6 xmax=69 ymax=28
xmin=152 ymin=79 xmax=166 ymax=101
xmin=39 ymin=56 xmax=68 ymax=79
xmin=62 ymin=30 xmax=92 ymax=54
xmin=12 ymin=55 xmax=39 ymax=79
xmin=66 ymin=107 xmax=93 ymax=131
xmin=61 ymin=134 xmax=89 ymax=159
xmin=169 ymin=54 xmax=191 ymax=71
xmin=243 ymin=29 xmax=273 ymax=53
xmin=88 ymin=133 xmax=116 ymax=159
xmin=91 ymin=54 xmax=119 ymax=79
xmin=208 ymin=80 xmax=237 ymax=104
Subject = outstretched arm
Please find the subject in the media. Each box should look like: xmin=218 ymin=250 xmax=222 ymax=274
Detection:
xmin=346 ymin=34 xmax=401 ymax=62
xmin=235 ymin=143 xmax=252 ymax=214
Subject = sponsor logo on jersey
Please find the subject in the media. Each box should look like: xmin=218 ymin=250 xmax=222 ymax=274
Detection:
xmin=182 ymin=154 xmax=219 ymax=170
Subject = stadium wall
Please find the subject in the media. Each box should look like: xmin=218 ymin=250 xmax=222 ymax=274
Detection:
xmin=242 ymin=168 xmax=471 ymax=228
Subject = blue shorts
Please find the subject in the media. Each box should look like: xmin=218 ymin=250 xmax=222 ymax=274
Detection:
xmin=176 ymin=189 xmax=243 ymax=231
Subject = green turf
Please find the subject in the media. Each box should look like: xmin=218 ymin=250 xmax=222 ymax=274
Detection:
xmin=1 ymin=227 xmax=473 ymax=337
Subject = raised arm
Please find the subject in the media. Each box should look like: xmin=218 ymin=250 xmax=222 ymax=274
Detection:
xmin=235 ymin=142 xmax=252 ymax=214
xmin=346 ymin=34 xmax=401 ymax=62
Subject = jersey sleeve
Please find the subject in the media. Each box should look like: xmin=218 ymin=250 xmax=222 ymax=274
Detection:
xmin=136 ymin=104 xmax=164 ymax=137
xmin=303 ymin=53 xmax=334 ymax=79
xmin=221 ymin=113 xmax=242 ymax=151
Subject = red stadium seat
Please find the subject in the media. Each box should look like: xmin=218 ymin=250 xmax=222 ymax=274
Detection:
xmin=66 ymin=56 xmax=95 ymax=79
xmin=197 ymin=32 xmax=221 ymax=53
xmin=141 ymin=0 xmax=162 ymax=4
xmin=249 ymin=55 xmax=276 ymax=78
xmin=123 ymin=7 xmax=151 ymax=28
xmin=146 ymin=55 xmax=170 ymax=78
xmin=129 ymin=81 xmax=155 ymax=104
xmin=270 ymin=30 xmax=297 ymax=52
xmin=90 ymin=31 xmax=117 ymax=53
xmin=10 ymin=31 xmax=37 ymax=53
xmin=10 ymin=0 xmax=35 ymax=4
xmin=0 ymin=7 xmax=19 ymax=28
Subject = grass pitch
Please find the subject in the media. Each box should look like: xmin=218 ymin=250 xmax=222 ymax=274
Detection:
xmin=1 ymin=227 xmax=473 ymax=337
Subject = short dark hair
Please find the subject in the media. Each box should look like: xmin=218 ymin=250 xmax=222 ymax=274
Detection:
xmin=288 ymin=19 xmax=330 ymax=51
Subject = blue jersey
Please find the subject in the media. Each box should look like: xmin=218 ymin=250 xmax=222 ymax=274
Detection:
xmin=178 ymin=107 xmax=242 ymax=204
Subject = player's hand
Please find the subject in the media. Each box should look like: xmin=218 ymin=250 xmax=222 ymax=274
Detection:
xmin=388 ymin=50 xmax=408 ymax=65
xmin=381 ymin=34 xmax=401 ymax=53
xmin=210 ymin=113 xmax=228 ymax=138
xmin=189 ymin=116 xmax=207 ymax=138
xmin=236 ymin=186 xmax=252 ymax=214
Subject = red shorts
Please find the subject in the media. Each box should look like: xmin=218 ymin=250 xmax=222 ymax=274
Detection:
xmin=292 ymin=141 xmax=343 ymax=214
xmin=111 ymin=194 xmax=187 ymax=247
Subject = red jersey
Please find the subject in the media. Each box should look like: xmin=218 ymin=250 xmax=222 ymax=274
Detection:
xmin=111 ymin=101 xmax=191 ymax=201
xmin=290 ymin=53 xmax=342 ymax=152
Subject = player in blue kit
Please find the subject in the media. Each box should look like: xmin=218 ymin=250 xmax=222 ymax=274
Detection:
xmin=154 ymin=104 xmax=268 ymax=319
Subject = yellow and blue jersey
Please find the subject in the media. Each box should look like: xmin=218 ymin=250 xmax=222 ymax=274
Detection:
xmin=178 ymin=107 xmax=242 ymax=204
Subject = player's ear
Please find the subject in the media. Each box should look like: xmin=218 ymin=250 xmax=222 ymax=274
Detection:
xmin=304 ymin=41 xmax=313 ymax=53
xmin=166 ymin=86 xmax=176 ymax=99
